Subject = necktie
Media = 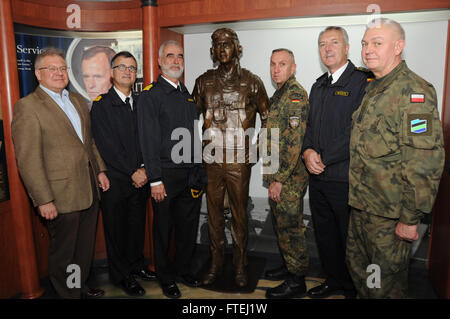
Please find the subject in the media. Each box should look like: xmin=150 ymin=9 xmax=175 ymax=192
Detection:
xmin=327 ymin=75 xmax=333 ymax=86
xmin=177 ymin=85 xmax=182 ymax=92
xmin=125 ymin=97 xmax=133 ymax=110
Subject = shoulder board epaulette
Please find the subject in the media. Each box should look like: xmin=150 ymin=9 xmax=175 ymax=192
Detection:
xmin=356 ymin=67 xmax=374 ymax=82
xmin=93 ymin=95 xmax=102 ymax=102
xmin=316 ymin=72 xmax=328 ymax=81
xmin=356 ymin=66 xmax=370 ymax=73
xmin=143 ymin=84 xmax=154 ymax=91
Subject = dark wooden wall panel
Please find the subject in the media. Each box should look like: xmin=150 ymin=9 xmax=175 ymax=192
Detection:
xmin=12 ymin=0 xmax=450 ymax=30
xmin=429 ymin=171 xmax=450 ymax=298
xmin=428 ymin=20 xmax=450 ymax=299
xmin=0 ymin=201 xmax=21 ymax=298
xmin=157 ymin=0 xmax=450 ymax=27
xmin=12 ymin=0 xmax=142 ymax=31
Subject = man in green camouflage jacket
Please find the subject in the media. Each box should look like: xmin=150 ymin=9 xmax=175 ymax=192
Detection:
xmin=347 ymin=18 xmax=445 ymax=298
xmin=263 ymin=48 xmax=310 ymax=299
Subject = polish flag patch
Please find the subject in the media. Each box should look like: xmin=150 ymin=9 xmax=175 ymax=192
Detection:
xmin=410 ymin=93 xmax=425 ymax=103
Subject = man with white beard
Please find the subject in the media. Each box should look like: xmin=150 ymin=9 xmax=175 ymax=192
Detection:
xmin=137 ymin=40 xmax=203 ymax=299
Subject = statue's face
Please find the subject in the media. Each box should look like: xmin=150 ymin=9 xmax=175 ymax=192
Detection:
xmin=212 ymin=37 xmax=236 ymax=64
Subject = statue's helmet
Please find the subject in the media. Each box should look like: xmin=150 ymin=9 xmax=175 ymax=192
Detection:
xmin=210 ymin=28 xmax=242 ymax=63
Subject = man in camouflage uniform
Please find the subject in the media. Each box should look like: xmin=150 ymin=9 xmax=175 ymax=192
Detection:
xmin=193 ymin=28 xmax=269 ymax=287
xmin=347 ymin=18 xmax=445 ymax=298
xmin=263 ymin=48 xmax=310 ymax=299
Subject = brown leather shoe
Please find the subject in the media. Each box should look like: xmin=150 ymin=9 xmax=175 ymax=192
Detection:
xmin=202 ymin=267 xmax=222 ymax=286
xmin=235 ymin=268 xmax=248 ymax=287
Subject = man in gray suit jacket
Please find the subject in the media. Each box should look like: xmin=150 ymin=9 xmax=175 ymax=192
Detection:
xmin=12 ymin=47 xmax=110 ymax=299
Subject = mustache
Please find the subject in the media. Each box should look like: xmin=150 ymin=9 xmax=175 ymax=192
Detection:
xmin=161 ymin=62 xmax=184 ymax=79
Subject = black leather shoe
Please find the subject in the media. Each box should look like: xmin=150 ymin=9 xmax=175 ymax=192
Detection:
xmin=343 ymin=289 xmax=357 ymax=299
xmin=265 ymin=274 xmax=306 ymax=299
xmin=176 ymin=274 xmax=201 ymax=287
xmin=82 ymin=288 xmax=104 ymax=299
xmin=161 ymin=282 xmax=181 ymax=299
xmin=307 ymin=282 xmax=343 ymax=299
xmin=120 ymin=277 xmax=146 ymax=297
xmin=264 ymin=265 xmax=289 ymax=281
xmin=131 ymin=268 xmax=157 ymax=281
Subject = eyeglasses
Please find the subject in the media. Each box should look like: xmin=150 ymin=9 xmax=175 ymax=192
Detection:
xmin=39 ymin=66 xmax=69 ymax=73
xmin=112 ymin=64 xmax=137 ymax=73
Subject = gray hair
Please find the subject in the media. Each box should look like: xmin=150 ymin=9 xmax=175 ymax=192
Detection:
xmin=81 ymin=46 xmax=116 ymax=66
xmin=367 ymin=18 xmax=405 ymax=40
xmin=34 ymin=47 xmax=65 ymax=69
xmin=318 ymin=26 xmax=349 ymax=46
xmin=159 ymin=40 xmax=183 ymax=58
xmin=271 ymin=48 xmax=295 ymax=63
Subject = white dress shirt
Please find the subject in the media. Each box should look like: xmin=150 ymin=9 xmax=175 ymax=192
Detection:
xmin=328 ymin=61 xmax=349 ymax=84
xmin=40 ymin=85 xmax=83 ymax=143
xmin=113 ymin=86 xmax=133 ymax=109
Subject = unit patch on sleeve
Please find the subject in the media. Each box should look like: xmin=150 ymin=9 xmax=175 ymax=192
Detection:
xmin=407 ymin=113 xmax=432 ymax=136
xmin=289 ymin=116 xmax=299 ymax=129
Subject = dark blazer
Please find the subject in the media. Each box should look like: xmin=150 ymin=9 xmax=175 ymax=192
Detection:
xmin=137 ymin=75 xmax=199 ymax=184
xmin=302 ymin=60 xmax=372 ymax=182
xmin=11 ymin=86 xmax=107 ymax=213
xmin=91 ymin=87 xmax=144 ymax=182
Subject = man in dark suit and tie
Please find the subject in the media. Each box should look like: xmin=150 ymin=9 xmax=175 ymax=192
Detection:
xmin=302 ymin=27 xmax=371 ymax=298
xmin=91 ymin=51 xmax=156 ymax=297
xmin=12 ymin=47 xmax=110 ymax=299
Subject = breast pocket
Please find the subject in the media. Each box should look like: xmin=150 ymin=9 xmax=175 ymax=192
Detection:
xmin=363 ymin=116 xmax=399 ymax=158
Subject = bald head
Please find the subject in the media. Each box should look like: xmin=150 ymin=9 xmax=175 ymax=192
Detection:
xmin=362 ymin=18 xmax=406 ymax=78
xmin=367 ymin=18 xmax=405 ymax=41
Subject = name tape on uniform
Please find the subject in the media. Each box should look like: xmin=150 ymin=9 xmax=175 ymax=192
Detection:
xmin=334 ymin=90 xmax=350 ymax=97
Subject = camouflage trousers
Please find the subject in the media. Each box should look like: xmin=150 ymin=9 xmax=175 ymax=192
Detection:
xmin=346 ymin=208 xmax=412 ymax=298
xmin=269 ymin=183 xmax=308 ymax=276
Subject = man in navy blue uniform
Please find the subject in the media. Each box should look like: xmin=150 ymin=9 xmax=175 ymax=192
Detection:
xmin=301 ymin=27 xmax=372 ymax=298
xmin=91 ymin=51 xmax=156 ymax=297
xmin=137 ymin=41 xmax=202 ymax=299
